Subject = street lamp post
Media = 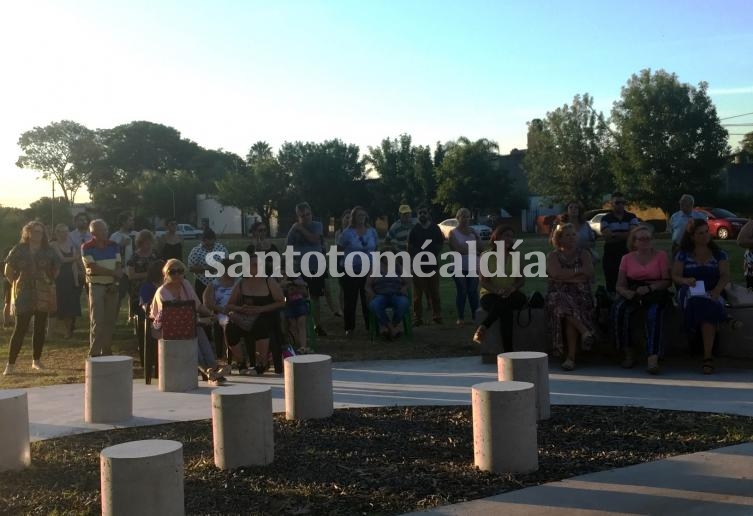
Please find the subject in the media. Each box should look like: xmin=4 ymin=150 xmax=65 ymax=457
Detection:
xmin=165 ymin=185 xmax=175 ymax=219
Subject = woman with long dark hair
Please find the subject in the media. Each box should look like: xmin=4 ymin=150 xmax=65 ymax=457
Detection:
xmin=671 ymin=219 xmax=730 ymax=374
xmin=338 ymin=206 xmax=378 ymax=336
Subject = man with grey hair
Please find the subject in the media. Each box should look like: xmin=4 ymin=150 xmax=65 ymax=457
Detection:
xmin=669 ymin=194 xmax=707 ymax=258
xmin=81 ymin=219 xmax=122 ymax=357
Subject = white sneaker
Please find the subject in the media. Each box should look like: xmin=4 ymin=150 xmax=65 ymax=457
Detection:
xmin=3 ymin=363 xmax=14 ymax=375
xmin=32 ymin=360 xmax=44 ymax=371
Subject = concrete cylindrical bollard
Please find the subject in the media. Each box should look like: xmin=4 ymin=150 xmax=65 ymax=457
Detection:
xmin=101 ymin=439 xmax=184 ymax=516
xmin=284 ymin=354 xmax=333 ymax=420
xmin=0 ymin=390 xmax=31 ymax=472
xmin=85 ymin=356 xmax=133 ymax=424
xmin=212 ymin=385 xmax=274 ymax=469
xmin=158 ymin=339 xmax=198 ymax=392
xmin=472 ymin=380 xmax=538 ymax=474
xmin=498 ymin=351 xmax=550 ymax=420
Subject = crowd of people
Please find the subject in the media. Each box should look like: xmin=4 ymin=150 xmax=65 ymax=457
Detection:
xmin=2 ymin=192 xmax=752 ymax=379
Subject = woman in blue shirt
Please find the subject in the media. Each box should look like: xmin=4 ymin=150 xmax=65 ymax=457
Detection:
xmin=338 ymin=206 xmax=378 ymax=336
xmin=671 ymin=219 xmax=730 ymax=374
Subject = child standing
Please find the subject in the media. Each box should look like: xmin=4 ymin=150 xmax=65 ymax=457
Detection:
xmin=283 ymin=274 xmax=311 ymax=353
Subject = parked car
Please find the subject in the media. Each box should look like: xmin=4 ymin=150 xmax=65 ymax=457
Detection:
xmin=587 ymin=211 xmax=608 ymax=238
xmin=438 ymin=218 xmax=492 ymax=240
xmin=696 ymin=208 xmax=748 ymax=240
xmin=131 ymin=223 xmax=203 ymax=241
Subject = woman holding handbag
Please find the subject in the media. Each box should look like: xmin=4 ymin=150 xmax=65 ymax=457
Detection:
xmin=149 ymin=258 xmax=230 ymax=384
xmin=3 ymin=221 xmax=60 ymax=375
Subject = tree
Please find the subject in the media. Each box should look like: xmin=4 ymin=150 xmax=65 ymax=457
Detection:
xmin=366 ymin=134 xmax=427 ymax=215
xmin=523 ymin=94 xmax=613 ymax=208
xmin=278 ymin=140 xmax=366 ymax=223
xmin=16 ymin=120 xmax=101 ymax=204
xmin=246 ymin=141 xmax=273 ymax=163
xmin=434 ymin=137 xmax=517 ymax=217
xmin=740 ymin=131 xmax=753 ymax=154
xmin=215 ymin=158 xmax=291 ymax=227
xmin=24 ymin=197 xmax=71 ymax=227
xmin=611 ymin=69 xmax=730 ymax=217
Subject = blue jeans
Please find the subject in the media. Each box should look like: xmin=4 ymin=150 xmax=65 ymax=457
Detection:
xmin=453 ymin=274 xmax=479 ymax=321
xmin=369 ymin=294 xmax=410 ymax=328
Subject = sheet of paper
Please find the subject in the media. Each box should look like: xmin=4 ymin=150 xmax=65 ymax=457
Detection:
xmin=689 ymin=280 xmax=706 ymax=297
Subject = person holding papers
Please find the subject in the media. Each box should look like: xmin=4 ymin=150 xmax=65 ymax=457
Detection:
xmin=671 ymin=219 xmax=730 ymax=374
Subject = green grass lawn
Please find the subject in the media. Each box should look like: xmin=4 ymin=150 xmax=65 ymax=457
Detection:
xmin=0 ymin=234 xmax=747 ymax=389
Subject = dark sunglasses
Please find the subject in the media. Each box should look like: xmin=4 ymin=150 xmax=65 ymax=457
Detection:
xmin=614 ymin=200 xmax=626 ymax=205
xmin=167 ymin=269 xmax=184 ymax=275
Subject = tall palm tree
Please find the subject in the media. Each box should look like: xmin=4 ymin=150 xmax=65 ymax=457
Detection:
xmin=246 ymin=141 xmax=273 ymax=163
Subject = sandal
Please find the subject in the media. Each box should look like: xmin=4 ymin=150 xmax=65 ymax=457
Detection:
xmin=472 ymin=326 xmax=486 ymax=345
xmin=561 ymin=358 xmax=576 ymax=371
xmin=702 ymin=358 xmax=714 ymax=375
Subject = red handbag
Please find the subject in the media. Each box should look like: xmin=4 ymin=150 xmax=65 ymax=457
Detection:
xmin=160 ymin=300 xmax=197 ymax=339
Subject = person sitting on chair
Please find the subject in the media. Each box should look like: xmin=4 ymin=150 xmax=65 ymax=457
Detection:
xmin=365 ymin=246 xmax=410 ymax=340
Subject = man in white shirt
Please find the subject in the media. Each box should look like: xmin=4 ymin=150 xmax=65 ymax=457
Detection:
xmin=669 ymin=194 xmax=707 ymax=258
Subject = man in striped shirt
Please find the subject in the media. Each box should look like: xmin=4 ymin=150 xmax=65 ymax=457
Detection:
xmin=82 ymin=219 xmax=122 ymax=357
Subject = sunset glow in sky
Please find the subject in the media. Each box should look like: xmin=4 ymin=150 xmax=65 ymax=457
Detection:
xmin=1 ymin=0 xmax=751 ymax=208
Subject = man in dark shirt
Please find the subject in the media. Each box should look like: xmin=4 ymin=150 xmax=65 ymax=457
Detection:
xmin=408 ymin=204 xmax=444 ymax=325
xmin=600 ymin=192 xmax=639 ymax=293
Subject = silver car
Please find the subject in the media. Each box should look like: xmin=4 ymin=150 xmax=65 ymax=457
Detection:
xmin=588 ymin=212 xmax=607 ymax=238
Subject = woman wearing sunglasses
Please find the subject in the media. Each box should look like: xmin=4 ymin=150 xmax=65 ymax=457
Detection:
xmin=149 ymin=258 xmax=230 ymax=384
xmin=612 ymin=225 xmax=671 ymax=374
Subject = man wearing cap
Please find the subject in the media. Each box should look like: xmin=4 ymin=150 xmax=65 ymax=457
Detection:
xmin=385 ymin=205 xmax=415 ymax=252
xmin=187 ymin=229 xmax=228 ymax=301
xmin=669 ymin=194 xmax=707 ymax=259
xmin=408 ymin=204 xmax=444 ymax=326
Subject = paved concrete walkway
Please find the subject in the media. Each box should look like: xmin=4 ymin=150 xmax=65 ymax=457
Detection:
xmin=24 ymin=355 xmax=753 ymax=441
xmin=409 ymin=444 xmax=753 ymax=516
xmin=15 ymin=355 xmax=753 ymax=515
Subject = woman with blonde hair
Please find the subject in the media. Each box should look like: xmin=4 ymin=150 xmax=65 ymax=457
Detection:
xmin=448 ymin=207 xmax=481 ymax=326
xmin=546 ymin=223 xmax=596 ymax=371
xmin=612 ymin=225 xmax=671 ymax=373
xmin=149 ymin=258 xmax=230 ymax=384
xmin=50 ymin=222 xmax=80 ymax=338
xmin=3 ymin=221 xmax=60 ymax=375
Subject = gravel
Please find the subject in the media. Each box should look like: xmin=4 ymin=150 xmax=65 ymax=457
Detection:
xmin=2 ymin=405 xmax=752 ymax=515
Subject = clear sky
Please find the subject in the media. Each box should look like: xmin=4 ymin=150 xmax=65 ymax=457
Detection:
xmin=1 ymin=0 xmax=751 ymax=208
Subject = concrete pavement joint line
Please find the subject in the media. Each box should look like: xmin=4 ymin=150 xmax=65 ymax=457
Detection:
xmin=552 ymin=480 xmax=753 ymax=507
xmin=548 ymin=374 xmax=753 ymax=389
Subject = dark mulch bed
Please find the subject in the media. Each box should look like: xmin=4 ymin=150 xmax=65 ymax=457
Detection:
xmin=2 ymin=405 xmax=752 ymax=515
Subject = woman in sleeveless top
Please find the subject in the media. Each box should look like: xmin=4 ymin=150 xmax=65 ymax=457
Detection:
xmin=612 ymin=225 xmax=671 ymax=374
xmin=225 ymin=252 xmax=285 ymax=374
xmin=546 ymin=223 xmax=596 ymax=371
xmin=150 ymin=258 xmax=230 ymax=384
xmin=448 ymin=208 xmax=481 ymax=327
xmin=158 ymin=220 xmax=184 ymax=261
xmin=671 ymin=219 xmax=731 ymax=374
xmin=203 ymin=258 xmax=238 ymax=364
xmin=50 ymin=223 xmax=81 ymax=338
